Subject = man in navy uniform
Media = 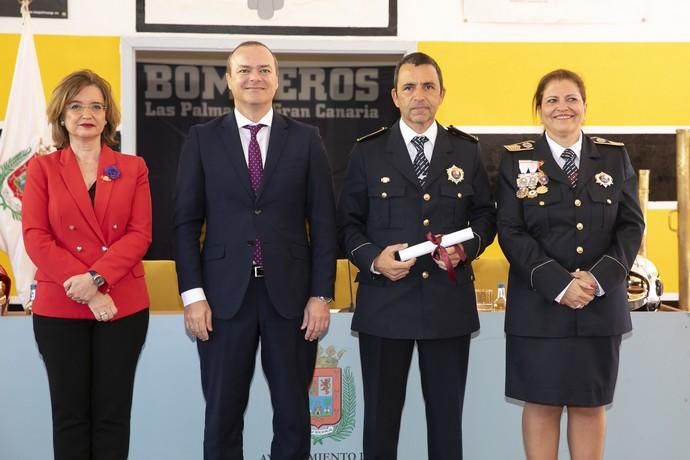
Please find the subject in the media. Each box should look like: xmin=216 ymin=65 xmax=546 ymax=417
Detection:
xmin=337 ymin=52 xmax=496 ymax=459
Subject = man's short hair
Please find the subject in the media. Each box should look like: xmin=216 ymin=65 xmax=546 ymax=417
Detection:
xmin=226 ymin=41 xmax=279 ymax=74
xmin=393 ymin=52 xmax=444 ymax=90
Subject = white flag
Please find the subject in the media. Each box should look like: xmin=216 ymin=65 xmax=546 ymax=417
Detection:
xmin=0 ymin=4 xmax=53 ymax=307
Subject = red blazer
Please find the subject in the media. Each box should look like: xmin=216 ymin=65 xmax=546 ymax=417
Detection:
xmin=22 ymin=145 xmax=152 ymax=319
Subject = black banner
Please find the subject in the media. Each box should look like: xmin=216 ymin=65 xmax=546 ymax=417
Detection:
xmin=0 ymin=0 xmax=67 ymax=18
xmin=136 ymin=62 xmax=398 ymax=259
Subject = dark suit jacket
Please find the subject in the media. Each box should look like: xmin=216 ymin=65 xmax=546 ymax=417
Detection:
xmin=497 ymin=134 xmax=644 ymax=337
xmin=174 ymin=112 xmax=336 ymax=320
xmin=22 ymin=145 xmax=152 ymax=319
xmin=337 ymin=122 xmax=496 ymax=339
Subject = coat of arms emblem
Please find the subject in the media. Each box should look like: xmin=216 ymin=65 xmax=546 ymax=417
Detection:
xmin=0 ymin=146 xmax=33 ymax=221
xmin=310 ymin=345 xmax=356 ymax=444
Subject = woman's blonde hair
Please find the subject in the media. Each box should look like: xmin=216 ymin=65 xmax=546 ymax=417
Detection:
xmin=46 ymin=69 xmax=120 ymax=148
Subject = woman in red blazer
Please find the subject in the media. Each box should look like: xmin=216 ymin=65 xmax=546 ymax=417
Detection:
xmin=22 ymin=69 xmax=152 ymax=460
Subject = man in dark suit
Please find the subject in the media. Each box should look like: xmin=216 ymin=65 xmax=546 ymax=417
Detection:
xmin=175 ymin=41 xmax=337 ymax=460
xmin=337 ymin=52 xmax=496 ymax=459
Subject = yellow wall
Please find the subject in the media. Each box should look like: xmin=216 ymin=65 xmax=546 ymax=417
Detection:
xmin=644 ymin=208 xmax=679 ymax=293
xmin=418 ymin=42 xmax=690 ymax=126
xmin=0 ymin=34 xmax=120 ymax=120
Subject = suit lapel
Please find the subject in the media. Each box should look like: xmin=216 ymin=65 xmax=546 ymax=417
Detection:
xmin=575 ymin=136 xmax=601 ymax=193
xmin=220 ymin=112 xmax=253 ymax=197
xmin=258 ymin=113 xmax=288 ymax=200
xmin=425 ymin=123 xmax=452 ymax=187
xmin=94 ymin=145 xmax=115 ymax=229
xmin=386 ymin=122 xmax=421 ymax=188
xmin=58 ymin=147 xmax=105 ymax=242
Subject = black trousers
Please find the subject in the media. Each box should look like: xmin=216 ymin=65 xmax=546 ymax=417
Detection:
xmin=358 ymin=332 xmax=471 ymax=460
xmin=197 ymin=277 xmax=317 ymax=460
xmin=33 ymin=309 xmax=149 ymax=460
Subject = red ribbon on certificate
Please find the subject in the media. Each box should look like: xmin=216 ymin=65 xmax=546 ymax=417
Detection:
xmin=426 ymin=232 xmax=467 ymax=282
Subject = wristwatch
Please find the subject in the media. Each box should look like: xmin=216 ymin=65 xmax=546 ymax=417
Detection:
xmin=88 ymin=271 xmax=105 ymax=288
xmin=316 ymin=296 xmax=333 ymax=304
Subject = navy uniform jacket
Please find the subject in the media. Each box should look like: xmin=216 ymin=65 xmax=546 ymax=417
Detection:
xmin=497 ymin=134 xmax=644 ymax=337
xmin=337 ymin=121 xmax=496 ymax=339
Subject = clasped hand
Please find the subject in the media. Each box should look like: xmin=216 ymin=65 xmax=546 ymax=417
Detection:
xmin=63 ymin=272 xmax=98 ymax=304
xmin=373 ymin=243 xmax=416 ymax=282
xmin=87 ymin=292 xmax=117 ymax=321
xmin=561 ymin=271 xmax=598 ymax=310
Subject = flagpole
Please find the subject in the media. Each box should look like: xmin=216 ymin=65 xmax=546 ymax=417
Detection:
xmin=19 ymin=0 xmax=31 ymax=16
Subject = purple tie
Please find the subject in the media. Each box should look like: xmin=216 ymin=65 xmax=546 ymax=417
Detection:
xmin=244 ymin=123 xmax=265 ymax=265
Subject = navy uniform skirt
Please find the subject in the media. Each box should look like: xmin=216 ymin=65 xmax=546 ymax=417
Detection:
xmin=505 ymin=334 xmax=622 ymax=406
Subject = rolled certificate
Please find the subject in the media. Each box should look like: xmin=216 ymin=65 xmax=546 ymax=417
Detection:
xmin=396 ymin=227 xmax=474 ymax=261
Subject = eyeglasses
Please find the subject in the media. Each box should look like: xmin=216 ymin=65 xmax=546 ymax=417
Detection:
xmin=66 ymin=102 xmax=107 ymax=113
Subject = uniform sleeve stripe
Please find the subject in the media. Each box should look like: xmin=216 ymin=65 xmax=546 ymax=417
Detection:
xmin=472 ymin=232 xmax=482 ymax=259
xmin=351 ymin=242 xmax=372 ymax=257
xmin=590 ymin=255 xmax=628 ymax=275
xmin=530 ymin=259 xmax=554 ymax=289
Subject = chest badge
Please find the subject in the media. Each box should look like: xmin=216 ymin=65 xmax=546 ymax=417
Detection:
xmin=595 ymin=172 xmax=613 ymax=188
xmin=446 ymin=165 xmax=464 ymax=184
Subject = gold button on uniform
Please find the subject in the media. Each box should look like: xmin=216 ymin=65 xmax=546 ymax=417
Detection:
xmin=539 ymin=201 xmax=545 ymax=206
xmin=112 ymin=224 xmax=118 ymax=229
xmin=423 ymin=193 xmax=431 ymax=201
xmin=76 ymin=246 xmax=83 ymax=252
xmin=576 ymin=223 xmax=584 ymax=230
xmin=101 ymin=246 xmax=108 ymax=252
xmin=381 ymin=192 xmax=388 ymax=198
xmin=68 ymin=225 xmax=75 ymax=231
xmin=606 ymin=199 xmax=612 ymax=204
xmin=574 ymin=199 xmax=582 ymax=207
xmin=423 ymin=219 xmax=430 ymax=227
xmin=457 ymin=193 xmax=462 ymax=198
xmin=576 ymin=246 xmax=584 ymax=254
xmin=422 ymin=271 xmax=429 ymax=279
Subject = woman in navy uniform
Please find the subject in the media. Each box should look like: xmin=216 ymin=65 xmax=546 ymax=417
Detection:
xmin=496 ymin=69 xmax=644 ymax=460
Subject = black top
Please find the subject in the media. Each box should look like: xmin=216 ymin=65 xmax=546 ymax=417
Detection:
xmin=88 ymin=182 xmax=96 ymax=205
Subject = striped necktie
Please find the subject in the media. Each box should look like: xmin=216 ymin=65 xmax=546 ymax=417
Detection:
xmin=561 ymin=148 xmax=579 ymax=188
xmin=411 ymin=135 xmax=430 ymax=187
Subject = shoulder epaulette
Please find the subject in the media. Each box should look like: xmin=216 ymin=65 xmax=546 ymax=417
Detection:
xmin=446 ymin=125 xmax=478 ymax=143
xmin=591 ymin=136 xmax=625 ymax=147
xmin=357 ymin=127 xmax=388 ymax=143
xmin=504 ymin=140 xmax=536 ymax=152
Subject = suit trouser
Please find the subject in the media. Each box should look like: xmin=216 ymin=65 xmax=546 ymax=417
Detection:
xmin=197 ymin=276 xmax=317 ymax=460
xmin=33 ymin=309 xmax=149 ymax=460
xmin=358 ymin=332 xmax=471 ymax=460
